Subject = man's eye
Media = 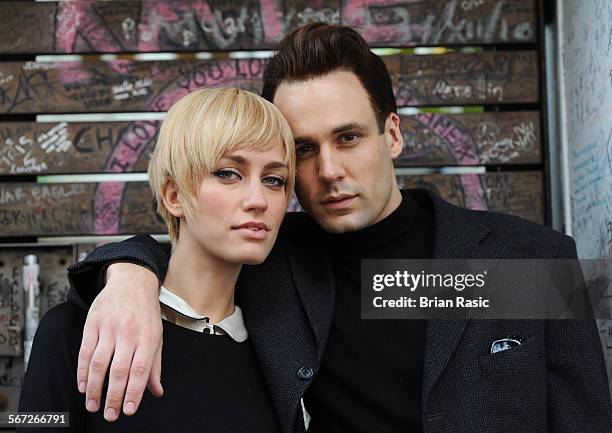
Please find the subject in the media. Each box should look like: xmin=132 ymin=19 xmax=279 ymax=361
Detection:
xmin=340 ymin=133 xmax=358 ymax=143
xmin=296 ymin=143 xmax=315 ymax=157
xmin=262 ymin=176 xmax=286 ymax=188
xmin=213 ymin=169 xmax=241 ymax=181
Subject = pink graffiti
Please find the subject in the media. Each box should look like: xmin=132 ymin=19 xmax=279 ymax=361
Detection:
xmin=108 ymin=122 xmax=160 ymax=172
xmin=151 ymin=87 xmax=189 ymax=111
xmin=137 ymin=1 xmax=209 ymax=51
xmin=459 ymin=174 xmax=487 ymax=211
xmin=93 ymin=182 xmax=124 ymax=234
xmin=156 ymin=2 xmax=183 ymax=21
xmin=55 ymin=2 xmax=88 ymax=53
xmin=93 ymin=119 xmax=159 ymax=234
xmin=92 ymin=57 xmax=265 ymax=234
xmin=56 ymin=4 xmax=128 ymax=78
xmin=56 ymin=62 xmax=92 ymax=84
xmin=343 ymin=0 xmax=423 ymax=46
xmin=56 ymin=61 xmax=132 ymax=87
xmin=54 ymin=2 xmax=273 ymax=234
xmin=135 ymin=7 xmax=161 ymax=52
xmin=416 ymin=113 xmax=479 ymax=164
xmin=56 ymin=1 xmax=123 ymax=53
xmin=259 ymin=0 xmax=284 ymax=42
xmin=416 ymin=113 xmax=486 ymax=210
xmin=56 ymin=1 xmax=285 ymax=53
xmin=344 ymin=0 xmax=533 ymax=46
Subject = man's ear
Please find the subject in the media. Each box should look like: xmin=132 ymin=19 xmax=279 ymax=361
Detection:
xmin=161 ymin=179 xmax=185 ymax=218
xmin=384 ymin=112 xmax=404 ymax=159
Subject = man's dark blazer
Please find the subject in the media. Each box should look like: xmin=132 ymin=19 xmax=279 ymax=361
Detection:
xmin=67 ymin=189 xmax=612 ymax=433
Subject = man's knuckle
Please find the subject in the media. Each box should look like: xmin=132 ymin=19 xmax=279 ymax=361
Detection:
xmin=78 ymin=348 xmax=93 ymax=362
xmin=112 ymin=361 xmax=130 ymax=377
xmin=140 ymin=333 xmax=155 ymax=344
xmin=125 ymin=389 xmax=142 ymax=400
xmin=85 ymin=311 xmax=103 ymax=324
xmin=105 ymin=395 xmax=121 ymax=407
xmin=132 ymin=364 xmax=148 ymax=377
xmin=90 ymin=358 xmax=107 ymax=372
xmin=124 ymin=319 xmax=139 ymax=331
xmin=143 ymin=329 xmax=162 ymax=342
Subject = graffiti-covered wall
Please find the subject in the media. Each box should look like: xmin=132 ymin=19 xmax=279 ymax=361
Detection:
xmin=561 ymin=0 xmax=612 ymax=393
xmin=0 ymin=0 xmax=547 ymax=412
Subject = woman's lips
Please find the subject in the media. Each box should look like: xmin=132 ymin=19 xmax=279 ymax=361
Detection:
xmin=234 ymin=227 xmax=268 ymax=240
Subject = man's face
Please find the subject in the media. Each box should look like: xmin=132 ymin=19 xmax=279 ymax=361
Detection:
xmin=273 ymin=70 xmax=403 ymax=233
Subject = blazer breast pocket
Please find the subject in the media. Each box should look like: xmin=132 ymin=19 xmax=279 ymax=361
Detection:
xmin=478 ymin=336 xmax=539 ymax=377
xmin=476 ymin=336 xmax=544 ymax=416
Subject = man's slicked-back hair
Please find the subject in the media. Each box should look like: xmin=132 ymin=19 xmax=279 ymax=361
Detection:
xmin=261 ymin=23 xmax=397 ymax=133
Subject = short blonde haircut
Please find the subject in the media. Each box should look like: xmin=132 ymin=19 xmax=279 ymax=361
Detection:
xmin=148 ymin=87 xmax=295 ymax=242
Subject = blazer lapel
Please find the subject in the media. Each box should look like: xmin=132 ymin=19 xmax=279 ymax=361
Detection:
xmin=236 ymin=232 xmax=335 ymax=433
xmin=285 ymin=238 xmax=336 ymax=360
xmin=422 ymin=191 xmax=493 ymax=406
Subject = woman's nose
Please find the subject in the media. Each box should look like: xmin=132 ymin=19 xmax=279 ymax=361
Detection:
xmin=241 ymin=182 xmax=268 ymax=212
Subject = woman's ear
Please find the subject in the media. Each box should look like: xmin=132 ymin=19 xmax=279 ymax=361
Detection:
xmin=161 ymin=179 xmax=185 ymax=218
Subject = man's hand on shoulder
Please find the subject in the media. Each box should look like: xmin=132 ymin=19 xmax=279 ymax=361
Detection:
xmin=77 ymin=262 xmax=164 ymax=421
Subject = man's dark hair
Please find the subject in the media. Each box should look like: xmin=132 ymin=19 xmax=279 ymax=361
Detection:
xmin=261 ymin=23 xmax=397 ymax=133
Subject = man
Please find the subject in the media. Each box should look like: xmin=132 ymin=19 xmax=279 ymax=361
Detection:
xmin=67 ymin=24 xmax=612 ymax=432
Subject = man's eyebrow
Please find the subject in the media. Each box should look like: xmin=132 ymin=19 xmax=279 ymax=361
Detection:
xmin=331 ymin=122 xmax=368 ymax=135
xmin=294 ymin=122 xmax=369 ymax=145
xmin=221 ymin=155 xmax=287 ymax=170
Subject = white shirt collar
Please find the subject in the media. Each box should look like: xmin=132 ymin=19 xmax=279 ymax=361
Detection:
xmin=159 ymin=286 xmax=248 ymax=343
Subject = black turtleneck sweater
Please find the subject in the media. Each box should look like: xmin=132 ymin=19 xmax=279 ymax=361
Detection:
xmin=304 ymin=189 xmax=434 ymax=433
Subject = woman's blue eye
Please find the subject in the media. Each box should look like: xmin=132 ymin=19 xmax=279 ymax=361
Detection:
xmin=263 ymin=176 xmax=286 ymax=187
xmin=213 ymin=169 xmax=241 ymax=180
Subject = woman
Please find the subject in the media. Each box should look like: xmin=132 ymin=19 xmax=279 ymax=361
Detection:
xmin=18 ymin=87 xmax=295 ymax=432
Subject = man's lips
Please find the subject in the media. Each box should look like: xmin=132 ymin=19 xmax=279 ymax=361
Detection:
xmin=321 ymin=194 xmax=357 ymax=209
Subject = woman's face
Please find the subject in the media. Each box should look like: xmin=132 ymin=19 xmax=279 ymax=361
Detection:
xmin=181 ymin=145 xmax=290 ymax=265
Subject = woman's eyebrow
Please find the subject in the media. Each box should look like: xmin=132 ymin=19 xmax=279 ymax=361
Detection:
xmin=221 ymin=155 xmax=287 ymax=170
xmin=264 ymin=161 xmax=288 ymax=170
xmin=222 ymin=155 xmax=248 ymax=165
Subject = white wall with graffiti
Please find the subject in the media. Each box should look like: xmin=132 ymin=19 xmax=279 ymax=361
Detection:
xmin=560 ymin=0 xmax=612 ymax=390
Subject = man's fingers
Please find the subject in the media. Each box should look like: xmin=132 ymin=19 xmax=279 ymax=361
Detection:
xmin=85 ymin=335 xmax=115 ymax=413
xmin=77 ymin=323 xmax=99 ymax=394
xmin=103 ymin=341 xmax=136 ymax=421
xmin=146 ymin=340 xmax=164 ymax=398
xmin=122 ymin=342 xmax=159 ymax=416
xmin=77 ymin=262 xmax=162 ymax=418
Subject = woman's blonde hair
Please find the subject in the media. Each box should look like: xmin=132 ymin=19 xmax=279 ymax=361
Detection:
xmin=148 ymin=87 xmax=295 ymax=242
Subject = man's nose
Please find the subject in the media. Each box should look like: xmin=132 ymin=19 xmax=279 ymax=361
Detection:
xmin=317 ymin=146 xmax=345 ymax=183
xmin=242 ymin=181 xmax=269 ymax=212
